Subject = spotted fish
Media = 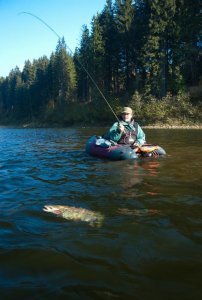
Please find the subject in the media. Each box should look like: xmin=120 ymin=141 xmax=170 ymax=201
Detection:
xmin=43 ymin=205 xmax=104 ymax=226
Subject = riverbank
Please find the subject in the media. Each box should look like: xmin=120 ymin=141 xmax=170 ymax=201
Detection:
xmin=1 ymin=122 xmax=202 ymax=129
xmin=143 ymin=124 xmax=202 ymax=129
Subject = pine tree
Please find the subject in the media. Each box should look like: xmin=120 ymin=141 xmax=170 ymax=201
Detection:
xmin=97 ymin=0 xmax=118 ymax=93
xmin=0 ymin=77 xmax=9 ymax=114
xmin=22 ymin=60 xmax=36 ymax=87
xmin=114 ymin=0 xmax=135 ymax=91
xmin=21 ymin=60 xmax=36 ymax=119
xmin=141 ymin=0 xmax=176 ymax=97
xmin=91 ymin=14 xmax=106 ymax=91
xmin=31 ymin=56 xmax=49 ymax=113
xmin=74 ymin=25 xmax=92 ymax=102
xmin=47 ymin=52 xmax=57 ymax=104
xmin=54 ymin=37 xmax=77 ymax=104
xmin=172 ymin=0 xmax=202 ymax=88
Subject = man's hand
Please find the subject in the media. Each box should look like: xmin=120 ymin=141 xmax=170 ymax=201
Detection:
xmin=118 ymin=123 xmax=125 ymax=133
xmin=131 ymin=142 xmax=140 ymax=150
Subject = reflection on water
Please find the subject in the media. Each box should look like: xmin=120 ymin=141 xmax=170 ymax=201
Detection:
xmin=117 ymin=207 xmax=161 ymax=216
xmin=0 ymin=128 xmax=201 ymax=299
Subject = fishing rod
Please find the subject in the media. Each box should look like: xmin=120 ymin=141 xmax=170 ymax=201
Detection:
xmin=19 ymin=11 xmax=120 ymax=122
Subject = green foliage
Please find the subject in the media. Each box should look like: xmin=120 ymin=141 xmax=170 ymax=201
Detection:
xmin=0 ymin=1 xmax=201 ymax=126
xmin=74 ymin=25 xmax=92 ymax=102
xmin=54 ymin=37 xmax=77 ymax=103
xmin=127 ymin=91 xmax=201 ymax=124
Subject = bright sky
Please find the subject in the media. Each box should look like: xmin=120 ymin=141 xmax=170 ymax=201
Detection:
xmin=0 ymin=0 xmax=107 ymax=77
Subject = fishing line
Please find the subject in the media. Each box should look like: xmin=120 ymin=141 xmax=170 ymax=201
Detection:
xmin=18 ymin=11 xmax=120 ymax=122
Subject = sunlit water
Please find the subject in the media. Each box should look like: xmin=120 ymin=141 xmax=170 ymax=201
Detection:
xmin=0 ymin=127 xmax=201 ymax=300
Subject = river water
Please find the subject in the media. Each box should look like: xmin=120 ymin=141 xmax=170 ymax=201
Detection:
xmin=0 ymin=127 xmax=201 ymax=300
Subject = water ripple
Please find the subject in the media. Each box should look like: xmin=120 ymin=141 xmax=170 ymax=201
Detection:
xmin=0 ymin=128 xmax=201 ymax=299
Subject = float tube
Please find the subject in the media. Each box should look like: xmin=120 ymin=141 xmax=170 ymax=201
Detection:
xmin=86 ymin=135 xmax=166 ymax=160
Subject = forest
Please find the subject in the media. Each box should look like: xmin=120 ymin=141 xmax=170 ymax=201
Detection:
xmin=0 ymin=0 xmax=201 ymax=126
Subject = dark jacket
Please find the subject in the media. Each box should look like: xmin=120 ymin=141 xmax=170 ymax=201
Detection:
xmin=104 ymin=119 xmax=146 ymax=146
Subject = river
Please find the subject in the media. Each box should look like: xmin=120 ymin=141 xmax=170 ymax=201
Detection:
xmin=0 ymin=127 xmax=201 ymax=299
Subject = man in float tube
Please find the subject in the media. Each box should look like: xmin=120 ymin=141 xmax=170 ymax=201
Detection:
xmin=103 ymin=107 xmax=146 ymax=148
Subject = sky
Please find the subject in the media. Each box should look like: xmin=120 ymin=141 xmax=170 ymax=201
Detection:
xmin=0 ymin=0 xmax=107 ymax=77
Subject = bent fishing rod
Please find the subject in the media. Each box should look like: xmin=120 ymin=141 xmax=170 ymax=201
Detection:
xmin=18 ymin=11 xmax=120 ymax=122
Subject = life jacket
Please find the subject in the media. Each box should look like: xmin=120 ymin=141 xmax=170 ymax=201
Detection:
xmin=118 ymin=120 xmax=138 ymax=145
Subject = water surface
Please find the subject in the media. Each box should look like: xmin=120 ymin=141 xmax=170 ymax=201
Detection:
xmin=0 ymin=127 xmax=201 ymax=299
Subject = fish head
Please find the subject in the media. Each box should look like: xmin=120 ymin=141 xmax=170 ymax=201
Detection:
xmin=43 ymin=205 xmax=63 ymax=216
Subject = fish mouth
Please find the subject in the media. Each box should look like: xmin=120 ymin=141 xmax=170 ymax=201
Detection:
xmin=43 ymin=205 xmax=52 ymax=212
xmin=43 ymin=205 xmax=61 ymax=214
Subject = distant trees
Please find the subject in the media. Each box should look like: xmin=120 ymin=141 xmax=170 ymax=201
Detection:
xmin=53 ymin=37 xmax=77 ymax=104
xmin=74 ymin=0 xmax=201 ymax=101
xmin=0 ymin=38 xmax=77 ymax=122
xmin=74 ymin=25 xmax=92 ymax=102
xmin=0 ymin=0 xmax=201 ymax=124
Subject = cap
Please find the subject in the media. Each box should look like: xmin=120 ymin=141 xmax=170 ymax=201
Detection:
xmin=121 ymin=107 xmax=133 ymax=114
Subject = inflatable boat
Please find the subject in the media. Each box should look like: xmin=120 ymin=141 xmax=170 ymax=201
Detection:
xmin=86 ymin=135 xmax=166 ymax=160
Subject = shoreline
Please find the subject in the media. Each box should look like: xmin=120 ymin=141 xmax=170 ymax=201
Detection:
xmin=142 ymin=124 xmax=202 ymax=129
xmin=0 ymin=123 xmax=202 ymax=129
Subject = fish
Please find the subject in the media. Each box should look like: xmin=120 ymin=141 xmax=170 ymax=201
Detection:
xmin=43 ymin=205 xmax=104 ymax=226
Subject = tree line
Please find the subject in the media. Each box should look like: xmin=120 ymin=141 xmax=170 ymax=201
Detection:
xmin=0 ymin=0 xmax=201 ymax=125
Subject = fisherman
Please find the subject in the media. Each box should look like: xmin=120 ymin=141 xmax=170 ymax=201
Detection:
xmin=104 ymin=107 xmax=146 ymax=148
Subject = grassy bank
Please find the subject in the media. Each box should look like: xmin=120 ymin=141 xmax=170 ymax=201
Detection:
xmin=0 ymin=92 xmax=201 ymax=129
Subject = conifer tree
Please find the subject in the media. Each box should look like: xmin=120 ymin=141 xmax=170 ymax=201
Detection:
xmin=171 ymin=0 xmax=202 ymax=89
xmin=98 ymin=0 xmax=118 ymax=93
xmin=21 ymin=60 xmax=36 ymax=119
xmin=141 ymin=0 xmax=176 ymax=97
xmin=74 ymin=25 xmax=92 ymax=102
xmin=47 ymin=52 xmax=57 ymax=104
xmin=0 ymin=78 xmax=9 ymax=114
xmin=31 ymin=56 xmax=49 ymax=113
xmin=91 ymin=14 xmax=106 ymax=90
xmin=114 ymin=0 xmax=135 ymax=90
xmin=6 ymin=67 xmax=22 ymax=113
xmin=22 ymin=60 xmax=36 ymax=87
xmin=54 ymin=37 xmax=77 ymax=104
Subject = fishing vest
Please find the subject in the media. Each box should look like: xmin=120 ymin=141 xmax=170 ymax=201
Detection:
xmin=118 ymin=120 xmax=138 ymax=145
